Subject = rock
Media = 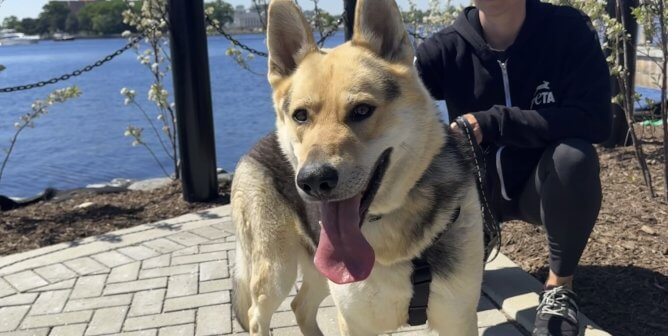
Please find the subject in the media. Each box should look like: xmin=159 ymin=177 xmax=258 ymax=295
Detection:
xmin=128 ymin=177 xmax=173 ymax=191
xmin=621 ymin=241 xmax=636 ymax=250
xmin=75 ymin=202 xmax=95 ymax=209
xmin=109 ymin=178 xmax=134 ymax=188
xmin=640 ymin=225 xmax=657 ymax=236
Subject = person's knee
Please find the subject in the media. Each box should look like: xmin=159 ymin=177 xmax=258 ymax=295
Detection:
xmin=550 ymin=138 xmax=600 ymax=179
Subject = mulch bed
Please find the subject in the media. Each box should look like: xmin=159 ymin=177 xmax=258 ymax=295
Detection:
xmin=1 ymin=140 xmax=666 ymax=335
xmin=0 ymin=182 xmax=230 ymax=256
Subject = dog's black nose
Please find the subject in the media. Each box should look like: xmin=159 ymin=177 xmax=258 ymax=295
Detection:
xmin=297 ymin=164 xmax=338 ymax=197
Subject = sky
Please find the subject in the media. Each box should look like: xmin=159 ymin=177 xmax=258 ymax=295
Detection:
xmin=0 ymin=0 xmax=471 ymax=22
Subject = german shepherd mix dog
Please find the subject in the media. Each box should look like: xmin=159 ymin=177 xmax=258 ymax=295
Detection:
xmin=231 ymin=0 xmax=483 ymax=334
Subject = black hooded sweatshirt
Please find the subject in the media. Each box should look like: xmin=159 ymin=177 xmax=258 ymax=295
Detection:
xmin=415 ymin=0 xmax=612 ymax=200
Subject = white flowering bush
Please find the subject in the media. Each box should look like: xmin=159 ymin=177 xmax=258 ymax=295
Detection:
xmin=121 ymin=0 xmax=179 ymax=180
xmin=1 ymin=86 xmax=81 ymax=184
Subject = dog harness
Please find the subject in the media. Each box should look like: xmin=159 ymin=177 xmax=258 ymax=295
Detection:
xmin=407 ymin=207 xmax=461 ymax=326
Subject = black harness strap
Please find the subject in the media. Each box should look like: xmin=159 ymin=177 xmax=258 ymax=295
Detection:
xmin=407 ymin=207 xmax=461 ymax=326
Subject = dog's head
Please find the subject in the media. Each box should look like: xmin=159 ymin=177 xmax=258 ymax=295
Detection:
xmin=267 ymin=0 xmax=445 ymax=284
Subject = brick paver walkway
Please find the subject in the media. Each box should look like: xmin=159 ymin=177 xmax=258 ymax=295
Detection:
xmin=0 ymin=206 xmax=609 ymax=336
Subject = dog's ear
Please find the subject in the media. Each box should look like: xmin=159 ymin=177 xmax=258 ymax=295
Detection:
xmin=351 ymin=0 xmax=413 ymax=64
xmin=267 ymin=0 xmax=316 ymax=86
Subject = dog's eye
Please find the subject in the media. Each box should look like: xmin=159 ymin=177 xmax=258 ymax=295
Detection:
xmin=292 ymin=109 xmax=308 ymax=124
xmin=349 ymin=104 xmax=375 ymax=122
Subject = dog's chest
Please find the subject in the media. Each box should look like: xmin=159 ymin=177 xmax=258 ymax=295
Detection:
xmin=328 ymin=261 xmax=415 ymax=332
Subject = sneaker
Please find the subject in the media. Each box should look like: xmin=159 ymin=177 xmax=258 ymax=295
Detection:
xmin=532 ymin=286 xmax=580 ymax=336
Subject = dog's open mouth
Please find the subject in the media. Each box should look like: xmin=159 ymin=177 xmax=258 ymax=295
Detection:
xmin=314 ymin=148 xmax=392 ymax=285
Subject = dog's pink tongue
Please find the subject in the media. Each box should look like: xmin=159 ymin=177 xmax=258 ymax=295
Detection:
xmin=315 ymin=195 xmax=375 ymax=284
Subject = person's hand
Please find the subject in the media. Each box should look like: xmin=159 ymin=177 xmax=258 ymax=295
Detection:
xmin=450 ymin=113 xmax=483 ymax=144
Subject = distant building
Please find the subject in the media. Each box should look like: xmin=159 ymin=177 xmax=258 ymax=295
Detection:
xmin=231 ymin=5 xmax=265 ymax=31
xmin=49 ymin=0 xmax=98 ymax=15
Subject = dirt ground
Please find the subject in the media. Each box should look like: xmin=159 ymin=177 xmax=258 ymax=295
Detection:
xmin=1 ymin=142 xmax=666 ymax=335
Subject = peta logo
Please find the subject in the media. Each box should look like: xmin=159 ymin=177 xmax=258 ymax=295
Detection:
xmin=531 ymin=81 xmax=556 ymax=107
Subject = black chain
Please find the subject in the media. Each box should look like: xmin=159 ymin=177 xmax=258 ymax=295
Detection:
xmin=205 ymin=15 xmax=268 ymax=57
xmin=0 ymin=33 xmax=145 ymax=93
xmin=205 ymin=14 xmax=344 ymax=57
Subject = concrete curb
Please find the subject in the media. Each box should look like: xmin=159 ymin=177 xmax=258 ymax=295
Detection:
xmin=483 ymin=252 xmax=611 ymax=336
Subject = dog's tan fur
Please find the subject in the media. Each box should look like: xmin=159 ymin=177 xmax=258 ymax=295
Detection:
xmin=231 ymin=0 xmax=483 ymax=335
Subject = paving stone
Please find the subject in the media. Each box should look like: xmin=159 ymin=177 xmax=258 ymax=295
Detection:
xmin=113 ymin=331 xmax=157 ymax=336
xmin=210 ymin=223 xmax=233 ymax=233
xmin=189 ymin=226 xmax=229 ymax=240
xmin=199 ymin=279 xmax=231 ymax=293
xmin=163 ymin=291 xmax=230 ymax=312
xmin=20 ymin=310 xmax=92 ymax=329
xmin=477 ymin=308 xmax=509 ymax=328
xmin=123 ymin=311 xmax=195 ymax=331
xmin=49 ymin=323 xmax=87 ymax=336
xmin=199 ymin=260 xmax=228 ymax=281
xmin=166 ymin=232 xmax=208 ymax=247
xmin=118 ymin=246 xmax=160 ymax=261
xmin=85 ymin=306 xmax=128 ymax=335
xmin=64 ymin=258 xmax=108 ymax=275
xmin=0 ymin=293 xmax=38 ymax=307
xmin=108 ymin=262 xmax=141 ymax=284
xmin=0 ymin=305 xmax=30 ymax=332
xmin=196 ymin=304 xmax=230 ymax=336
xmin=142 ymin=239 xmax=185 ymax=254
xmin=171 ymin=252 xmax=226 ymax=266
xmin=477 ymin=323 xmax=523 ymax=336
xmin=225 ymin=235 xmax=236 ymax=242
xmin=166 ymin=273 xmax=198 ymax=298
xmin=29 ymin=289 xmax=71 ymax=315
xmin=198 ymin=243 xmax=230 ymax=253
xmin=70 ymin=275 xmax=107 ymax=299
xmin=128 ymin=289 xmax=165 ymax=317
xmin=0 ymin=329 xmax=49 ymax=336
xmin=64 ymin=294 xmax=132 ymax=312
xmin=142 ymin=255 xmax=171 ymax=269
xmin=139 ymin=264 xmax=198 ymax=279
xmin=92 ymin=251 xmax=134 ymax=268
xmin=269 ymin=311 xmax=297 ymax=328
xmin=171 ymin=246 xmax=198 ymax=257
xmin=159 ymin=324 xmax=194 ymax=336
xmin=28 ymin=279 xmax=75 ymax=292
xmin=271 ymin=326 xmax=302 ymax=336
xmin=104 ymin=277 xmax=167 ymax=296
xmin=0 ymin=279 xmax=15 ymax=298
xmin=4 ymin=271 xmax=48 ymax=292
xmin=33 ymin=264 xmax=77 ymax=283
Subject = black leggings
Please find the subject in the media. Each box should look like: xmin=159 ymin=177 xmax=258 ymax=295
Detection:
xmin=495 ymin=138 xmax=602 ymax=277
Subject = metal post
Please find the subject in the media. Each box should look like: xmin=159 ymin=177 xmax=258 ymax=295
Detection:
xmin=604 ymin=0 xmax=639 ymax=147
xmin=343 ymin=0 xmax=356 ymax=41
xmin=168 ymin=0 xmax=218 ymax=202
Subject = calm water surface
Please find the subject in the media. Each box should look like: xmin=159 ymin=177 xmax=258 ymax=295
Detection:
xmin=0 ymin=34 xmax=345 ymax=197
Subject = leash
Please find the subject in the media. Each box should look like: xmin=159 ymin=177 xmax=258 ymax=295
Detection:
xmin=405 ymin=117 xmax=502 ymax=327
xmin=454 ymin=116 xmax=501 ymax=262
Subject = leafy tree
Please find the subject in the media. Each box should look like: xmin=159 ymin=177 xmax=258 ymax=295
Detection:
xmin=39 ymin=1 xmax=70 ymax=33
xmin=205 ymin=0 xmax=234 ymax=26
xmin=2 ymin=16 xmax=20 ymax=30
xmin=65 ymin=13 xmax=79 ymax=34
xmin=19 ymin=18 xmax=41 ymax=35
xmin=77 ymin=0 xmax=129 ymax=35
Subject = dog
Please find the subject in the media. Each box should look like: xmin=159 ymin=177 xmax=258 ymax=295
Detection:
xmin=230 ymin=0 xmax=484 ymax=334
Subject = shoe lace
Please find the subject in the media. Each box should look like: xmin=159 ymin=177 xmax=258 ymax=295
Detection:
xmin=538 ymin=286 xmax=578 ymax=322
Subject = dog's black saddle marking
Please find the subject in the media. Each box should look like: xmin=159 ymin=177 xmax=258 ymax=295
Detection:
xmin=407 ymin=207 xmax=461 ymax=326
